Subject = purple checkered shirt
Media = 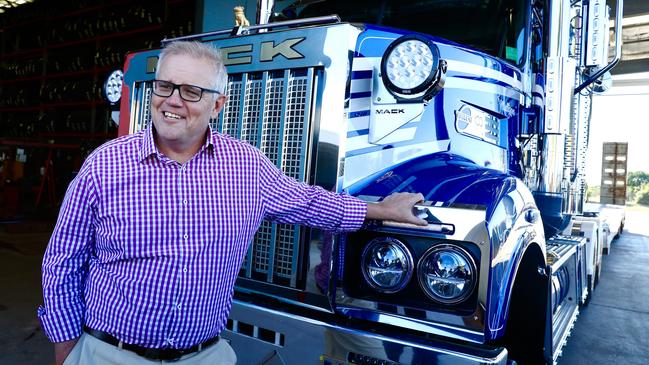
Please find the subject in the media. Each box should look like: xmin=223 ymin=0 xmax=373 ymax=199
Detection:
xmin=39 ymin=125 xmax=366 ymax=348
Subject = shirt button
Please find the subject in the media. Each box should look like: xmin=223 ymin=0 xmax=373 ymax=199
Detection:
xmin=183 ymin=234 xmax=188 ymax=239
xmin=182 ymin=199 xmax=188 ymax=205
xmin=168 ymin=338 xmax=174 ymax=344
xmin=180 ymin=166 xmax=186 ymax=172
xmin=183 ymin=267 xmax=188 ymax=273
xmin=177 ymin=304 xmax=182 ymax=309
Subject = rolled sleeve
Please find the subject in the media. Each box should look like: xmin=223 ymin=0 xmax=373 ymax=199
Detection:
xmin=38 ymin=304 xmax=84 ymax=342
xmin=40 ymin=161 xmax=97 ymax=342
xmin=338 ymin=194 xmax=367 ymax=231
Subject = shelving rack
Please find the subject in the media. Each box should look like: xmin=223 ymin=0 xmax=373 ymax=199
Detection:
xmin=0 ymin=0 xmax=194 ymax=214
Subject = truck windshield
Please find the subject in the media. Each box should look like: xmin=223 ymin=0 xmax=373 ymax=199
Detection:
xmin=282 ymin=0 xmax=527 ymax=65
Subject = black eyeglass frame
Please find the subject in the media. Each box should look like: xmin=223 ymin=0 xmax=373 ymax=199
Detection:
xmin=152 ymin=79 xmax=221 ymax=102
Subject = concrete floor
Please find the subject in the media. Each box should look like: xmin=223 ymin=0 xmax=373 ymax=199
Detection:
xmin=557 ymin=208 xmax=649 ymax=365
xmin=0 ymin=222 xmax=55 ymax=365
xmin=1 ymin=210 xmax=648 ymax=365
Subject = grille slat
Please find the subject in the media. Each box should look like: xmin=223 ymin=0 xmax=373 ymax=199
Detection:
xmin=131 ymin=84 xmax=153 ymax=134
xmin=261 ymin=76 xmax=285 ymax=164
xmin=263 ymin=70 xmax=290 ymax=282
xmin=241 ymin=78 xmax=263 ymax=146
xmin=133 ymin=68 xmax=315 ymax=288
xmin=221 ymin=78 xmax=242 ymax=137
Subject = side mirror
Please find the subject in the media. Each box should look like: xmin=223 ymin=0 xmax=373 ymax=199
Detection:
xmin=591 ymin=71 xmax=613 ymax=94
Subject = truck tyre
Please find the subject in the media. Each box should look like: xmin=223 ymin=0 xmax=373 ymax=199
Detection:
xmin=595 ymin=262 xmax=601 ymax=287
xmin=501 ymin=248 xmax=548 ymax=365
xmin=583 ymin=274 xmax=593 ymax=306
xmin=614 ymin=222 xmax=624 ymax=239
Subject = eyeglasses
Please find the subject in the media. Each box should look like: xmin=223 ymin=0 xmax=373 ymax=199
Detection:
xmin=152 ymin=80 xmax=221 ymax=102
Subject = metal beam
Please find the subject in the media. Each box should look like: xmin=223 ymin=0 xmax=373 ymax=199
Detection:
xmin=611 ymin=12 xmax=649 ymax=74
xmin=612 ymin=73 xmax=649 ymax=87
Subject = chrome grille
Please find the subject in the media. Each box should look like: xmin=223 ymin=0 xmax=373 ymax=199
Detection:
xmin=131 ymin=68 xmax=316 ymax=288
xmin=241 ymin=79 xmax=263 ymax=145
xmin=130 ymin=83 xmax=153 ymax=134
xmin=220 ymin=69 xmax=315 ymax=287
xmin=220 ymin=80 xmax=242 ymax=137
xmin=282 ymin=76 xmax=309 ymax=177
xmin=260 ymin=77 xmax=284 ymax=162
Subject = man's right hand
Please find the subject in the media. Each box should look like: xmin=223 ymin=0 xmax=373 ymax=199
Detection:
xmin=365 ymin=192 xmax=428 ymax=226
xmin=54 ymin=338 xmax=79 ymax=365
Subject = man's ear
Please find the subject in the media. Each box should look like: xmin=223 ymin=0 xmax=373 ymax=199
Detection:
xmin=211 ymin=94 xmax=228 ymax=119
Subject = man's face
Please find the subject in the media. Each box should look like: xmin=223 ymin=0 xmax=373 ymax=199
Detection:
xmin=151 ymin=54 xmax=225 ymax=151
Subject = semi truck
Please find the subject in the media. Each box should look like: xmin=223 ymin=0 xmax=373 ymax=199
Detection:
xmin=105 ymin=0 xmax=624 ymax=363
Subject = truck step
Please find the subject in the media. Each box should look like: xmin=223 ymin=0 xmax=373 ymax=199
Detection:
xmin=545 ymin=236 xmax=587 ymax=365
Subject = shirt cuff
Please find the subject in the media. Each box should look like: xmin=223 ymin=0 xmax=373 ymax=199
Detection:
xmin=338 ymin=195 xmax=367 ymax=232
xmin=38 ymin=305 xmax=84 ymax=342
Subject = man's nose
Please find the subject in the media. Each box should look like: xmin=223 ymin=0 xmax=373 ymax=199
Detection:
xmin=165 ymin=88 xmax=184 ymax=105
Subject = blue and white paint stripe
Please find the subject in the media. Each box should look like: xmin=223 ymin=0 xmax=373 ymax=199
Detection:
xmin=445 ymin=59 xmax=524 ymax=92
xmin=346 ymin=57 xmax=375 ymax=152
xmin=343 ymin=139 xmax=451 ymax=189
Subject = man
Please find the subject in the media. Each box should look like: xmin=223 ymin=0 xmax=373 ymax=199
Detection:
xmin=40 ymin=41 xmax=426 ymax=365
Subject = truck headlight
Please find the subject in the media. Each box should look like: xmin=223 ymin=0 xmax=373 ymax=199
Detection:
xmin=381 ymin=35 xmax=444 ymax=99
xmin=361 ymin=237 xmax=413 ymax=293
xmin=103 ymin=69 xmax=124 ymax=105
xmin=418 ymin=245 xmax=476 ymax=304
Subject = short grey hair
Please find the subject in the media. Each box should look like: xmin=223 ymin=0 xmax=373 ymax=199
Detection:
xmin=156 ymin=41 xmax=228 ymax=95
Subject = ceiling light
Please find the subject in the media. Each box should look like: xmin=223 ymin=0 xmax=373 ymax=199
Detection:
xmin=0 ymin=0 xmax=34 ymax=9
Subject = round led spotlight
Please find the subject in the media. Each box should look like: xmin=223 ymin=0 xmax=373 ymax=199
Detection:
xmin=381 ymin=35 xmax=443 ymax=98
xmin=417 ymin=245 xmax=476 ymax=304
xmin=103 ymin=69 xmax=124 ymax=105
xmin=361 ymin=237 xmax=414 ymax=293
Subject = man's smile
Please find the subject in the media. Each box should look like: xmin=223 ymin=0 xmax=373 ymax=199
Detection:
xmin=163 ymin=111 xmax=184 ymax=120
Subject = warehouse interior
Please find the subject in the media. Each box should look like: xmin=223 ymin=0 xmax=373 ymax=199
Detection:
xmin=1 ymin=0 xmax=648 ymax=364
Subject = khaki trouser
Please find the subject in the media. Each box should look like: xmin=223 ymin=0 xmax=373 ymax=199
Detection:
xmin=63 ymin=333 xmax=237 ymax=365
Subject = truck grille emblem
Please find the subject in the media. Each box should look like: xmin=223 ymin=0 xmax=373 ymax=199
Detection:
xmin=221 ymin=38 xmax=305 ymax=66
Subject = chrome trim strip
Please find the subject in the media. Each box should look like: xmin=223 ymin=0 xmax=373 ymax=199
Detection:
xmin=161 ymin=16 xmax=342 ymax=44
xmin=226 ymin=299 xmax=508 ymax=365
xmin=379 ymin=203 xmax=487 ymax=238
xmin=537 ymin=134 xmax=567 ymax=194
xmin=235 ymin=287 xmax=334 ymax=314
xmin=337 ymin=307 xmax=484 ymax=341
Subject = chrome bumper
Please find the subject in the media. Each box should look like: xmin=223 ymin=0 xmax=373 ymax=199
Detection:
xmin=222 ymin=300 xmax=508 ymax=365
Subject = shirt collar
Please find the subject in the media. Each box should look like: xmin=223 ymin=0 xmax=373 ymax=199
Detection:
xmin=138 ymin=124 xmax=158 ymax=162
xmin=200 ymin=124 xmax=218 ymax=158
xmin=138 ymin=123 xmax=217 ymax=163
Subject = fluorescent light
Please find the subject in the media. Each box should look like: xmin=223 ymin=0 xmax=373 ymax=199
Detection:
xmin=0 ymin=0 xmax=34 ymax=9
